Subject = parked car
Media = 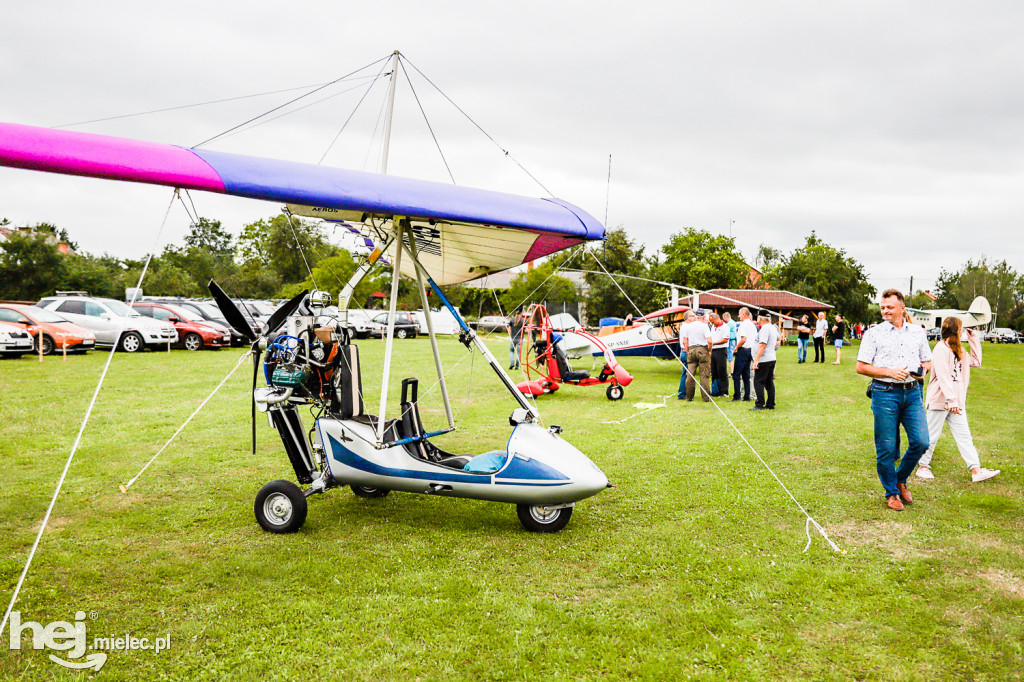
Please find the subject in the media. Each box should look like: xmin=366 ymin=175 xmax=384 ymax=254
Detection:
xmin=0 ymin=303 xmax=96 ymax=355
xmin=476 ymin=315 xmax=510 ymax=332
xmin=926 ymin=327 xmax=941 ymax=341
xmin=988 ymin=327 xmax=1022 ymax=343
xmin=369 ymin=311 xmax=419 ymax=339
xmin=149 ymin=299 xmax=248 ymax=347
xmin=0 ymin=320 xmax=34 ymax=358
xmin=319 ymin=307 xmax=380 ymax=339
xmin=133 ymin=302 xmax=232 ymax=350
xmin=37 ymin=294 xmax=178 ymax=352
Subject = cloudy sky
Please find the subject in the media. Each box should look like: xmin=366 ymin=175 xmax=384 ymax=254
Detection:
xmin=3 ymin=1 xmax=1022 ymax=297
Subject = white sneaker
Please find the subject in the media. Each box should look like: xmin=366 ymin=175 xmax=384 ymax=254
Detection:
xmin=972 ymin=468 xmax=1000 ymax=483
xmin=916 ymin=466 xmax=934 ymax=480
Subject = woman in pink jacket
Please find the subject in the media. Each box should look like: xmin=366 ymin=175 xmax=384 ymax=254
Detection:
xmin=916 ymin=316 xmax=1000 ymax=482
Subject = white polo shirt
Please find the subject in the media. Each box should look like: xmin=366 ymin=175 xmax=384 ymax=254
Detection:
xmin=814 ymin=318 xmax=828 ymax=338
xmin=756 ymin=323 xmax=780 ymax=362
xmin=682 ymin=320 xmax=712 ymax=348
xmin=737 ymin=319 xmax=759 ymax=350
xmin=710 ymin=323 xmax=729 ymax=348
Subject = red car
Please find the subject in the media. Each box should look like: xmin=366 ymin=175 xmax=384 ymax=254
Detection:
xmin=134 ymin=302 xmax=232 ymax=350
xmin=0 ymin=303 xmax=97 ymax=355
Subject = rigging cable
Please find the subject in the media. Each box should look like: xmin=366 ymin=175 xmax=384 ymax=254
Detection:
xmin=398 ymin=58 xmax=456 ymax=184
xmin=192 ymin=53 xmax=393 ymax=149
xmin=400 ymin=54 xmax=555 ymax=198
xmin=1 ymin=190 xmax=179 ymax=637
xmin=317 ymin=59 xmax=393 ymax=165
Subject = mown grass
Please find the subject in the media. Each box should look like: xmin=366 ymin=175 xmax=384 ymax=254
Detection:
xmin=1 ymin=337 xmax=1022 ymax=680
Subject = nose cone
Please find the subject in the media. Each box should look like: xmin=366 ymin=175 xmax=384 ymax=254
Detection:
xmin=574 ymin=457 xmax=609 ymax=499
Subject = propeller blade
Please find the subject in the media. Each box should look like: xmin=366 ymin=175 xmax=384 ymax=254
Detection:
xmin=263 ymin=290 xmax=308 ymax=336
xmin=208 ymin=280 xmax=256 ymax=342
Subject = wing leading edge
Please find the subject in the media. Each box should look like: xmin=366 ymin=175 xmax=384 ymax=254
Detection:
xmin=0 ymin=122 xmax=603 ymax=283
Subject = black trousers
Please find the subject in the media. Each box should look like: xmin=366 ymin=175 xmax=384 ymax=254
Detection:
xmin=813 ymin=337 xmax=825 ymax=363
xmin=753 ymin=360 xmax=777 ymax=408
xmin=732 ymin=347 xmax=752 ymax=400
xmin=710 ymin=348 xmax=729 ymax=396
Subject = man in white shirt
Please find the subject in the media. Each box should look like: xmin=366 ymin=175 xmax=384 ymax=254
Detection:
xmin=856 ymin=289 xmax=933 ymax=512
xmin=751 ymin=313 xmax=782 ymax=410
xmin=708 ymin=312 xmax=730 ymax=397
xmin=813 ymin=311 xmax=828 ymax=363
xmin=678 ymin=310 xmax=713 ymax=401
xmin=731 ymin=307 xmax=759 ymax=401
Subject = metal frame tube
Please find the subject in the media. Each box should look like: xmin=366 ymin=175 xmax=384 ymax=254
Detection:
xmin=376 ymin=221 xmax=405 ymax=443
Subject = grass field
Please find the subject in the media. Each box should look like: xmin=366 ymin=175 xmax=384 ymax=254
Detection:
xmin=1 ymin=337 xmax=1022 ymax=680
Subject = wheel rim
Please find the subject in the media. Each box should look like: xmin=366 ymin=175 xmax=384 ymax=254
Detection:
xmin=39 ymin=337 xmax=53 ymax=355
xmin=397 ymin=329 xmax=407 ymax=338
xmin=123 ymin=335 xmax=141 ymax=352
xmin=528 ymin=505 xmax=561 ymax=524
xmin=184 ymin=334 xmax=201 ymax=351
xmin=263 ymin=492 xmax=293 ymax=526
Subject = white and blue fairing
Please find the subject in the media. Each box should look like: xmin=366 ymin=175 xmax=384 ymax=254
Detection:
xmin=318 ymin=419 xmax=607 ymax=505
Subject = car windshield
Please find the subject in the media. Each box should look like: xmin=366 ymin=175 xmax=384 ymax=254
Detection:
xmin=23 ymin=306 xmax=68 ymax=323
xmin=164 ymin=304 xmax=203 ymax=322
xmin=103 ymin=300 xmax=142 ymax=317
xmin=191 ymin=302 xmax=224 ymax=319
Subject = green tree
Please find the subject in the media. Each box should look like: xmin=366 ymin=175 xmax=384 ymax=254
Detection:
xmin=183 ymin=217 xmax=233 ymax=256
xmin=583 ymin=228 xmax=662 ymax=321
xmin=764 ymin=231 xmax=876 ymax=322
xmin=906 ymin=290 xmax=937 ymax=310
xmin=237 ymin=213 xmax=341 ymax=293
xmin=0 ymin=232 xmax=66 ymax=300
xmin=934 ymin=257 xmax=1021 ymax=325
xmin=656 ymin=228 xmax=749 ymax=291
xmin=501 ymin=263 xmax=579 ymax=315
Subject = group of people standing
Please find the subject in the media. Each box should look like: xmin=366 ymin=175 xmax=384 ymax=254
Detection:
xmin=677 ymin=307 xmax=782 ymax=411
xmin=795 ymin=311 xmax=847 ymax=364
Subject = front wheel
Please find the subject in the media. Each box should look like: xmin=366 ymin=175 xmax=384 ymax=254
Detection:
xmin=119 ymin=332 xmax=144 ymax=353
xmin=182 ymin=332 xmax=203 ymax=351
xmin=517 ymin=504 xmax=573 ymax=533
xmin=606 ymin=384 xmax=624 ymax=401
xmin=351 ymin=484 xmax=390 ymax=498
xmin=254 ymin=480 xmax=308 ymax=533
xmin=35 ymin=334 xmax=55 ymax=356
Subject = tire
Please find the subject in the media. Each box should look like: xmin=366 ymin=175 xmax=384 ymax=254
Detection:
xmin=183 ymin=332 xmax=203 ymax=351
xmin=254 ymin=480 xmax=308 ymax=533
xmin=517 ymin=504 xmax=573 ymax=533
xmin=351 ymin=484 xmax=390 ymax=498
xmin=606 ymin=384 xmax=624 ymax=401
xmin=35 ymin=334 xmax=55 ymax=356
xmin=395 ymin=328 xmax=409 ymax=339
xmin=119 ymin=332 xmax=144 ymax=353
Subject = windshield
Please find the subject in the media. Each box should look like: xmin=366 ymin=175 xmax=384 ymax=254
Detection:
xmin=164 ymin=304 xmax=203 ymax=322
xmin=191 ymin=302 xmax=224 ymax=320
xmin=23 ymin=306 xmax=68 ymax=323
xmin=103 ymin=300 xmax=141 ymax=317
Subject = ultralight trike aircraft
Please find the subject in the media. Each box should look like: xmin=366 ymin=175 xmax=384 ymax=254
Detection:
xmin=0 ymin=121 xmax=612 ymax=533
xmin=515 ymin=303 xmax=633 ymax=400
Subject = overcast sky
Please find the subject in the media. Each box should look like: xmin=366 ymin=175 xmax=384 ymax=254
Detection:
xmin=3 ymin=1 xmax=1022 ymax=297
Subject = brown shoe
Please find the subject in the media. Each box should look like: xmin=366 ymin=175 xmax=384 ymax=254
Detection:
xmin=897 ymin=482 xmax=914 ymax=505
xmin=887 ymin=495 xmax=905 ymax=512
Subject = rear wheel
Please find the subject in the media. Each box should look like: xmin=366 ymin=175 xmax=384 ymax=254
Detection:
xmin=395 ymin=328 xmax=409 ymax=339
xmin=183 ymin=332 xmax=203 ymax=351
xmin=517 ymin=504 xmax=573 ymax=533
xmin=119 ymin=332 xmax=144 ymax=353
xmin=254 ymin=480 xmax=308 ymax=533
xmin=35 ymin=334 xmax=55 ymax=356
xmin=351 ymin=484 xmax=390 ymax=498
xmin=606 ymin=384 xmax=624 ymax=401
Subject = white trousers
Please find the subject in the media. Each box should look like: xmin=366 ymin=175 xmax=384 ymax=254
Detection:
xmin=918 ymin=408 xmax=981 ymax=471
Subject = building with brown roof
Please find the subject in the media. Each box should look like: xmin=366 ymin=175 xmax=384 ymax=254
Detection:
xmin=679 ymin=289 xmax=833 ymax=326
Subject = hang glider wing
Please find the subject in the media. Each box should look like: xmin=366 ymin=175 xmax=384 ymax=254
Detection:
xmin=0 ymin=122 xmax=603 ymax=284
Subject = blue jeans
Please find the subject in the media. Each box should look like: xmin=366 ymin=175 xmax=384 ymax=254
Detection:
xmin=509 ymin=339 xmax=520 ymax=369
xmin=870 ymin=382 xmax=929 ymax=498
xmin=797 ymin=338 xmax=809 ymax=362
xmin=676 ymin=349 xmax=688 ymax=398
xmin=731 ymin=347 xmax=752 ymax=400
xmin=727 ymin=338 xmax=736 ymax=362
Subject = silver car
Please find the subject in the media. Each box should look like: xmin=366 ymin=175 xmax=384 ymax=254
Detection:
xmin=37 ymin=295 xmax=178 ymax=352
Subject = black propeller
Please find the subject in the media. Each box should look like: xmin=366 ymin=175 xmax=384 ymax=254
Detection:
xmin=207 ymin=281 xmax=308 ymax=457
xmin=208 ymin=280 xmax=256 ymax=342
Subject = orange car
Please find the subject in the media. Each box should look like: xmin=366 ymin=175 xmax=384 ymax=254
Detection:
xmin=0 ymin=303 xmax=97 ymax=355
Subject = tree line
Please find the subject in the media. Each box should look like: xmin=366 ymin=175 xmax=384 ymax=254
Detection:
xmin=2 ymin=215 xmax=1021 ymax=329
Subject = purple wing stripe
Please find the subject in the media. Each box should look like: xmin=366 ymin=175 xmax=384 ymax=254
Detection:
xmin=0 ymin=123 xmax=225 ymax=192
